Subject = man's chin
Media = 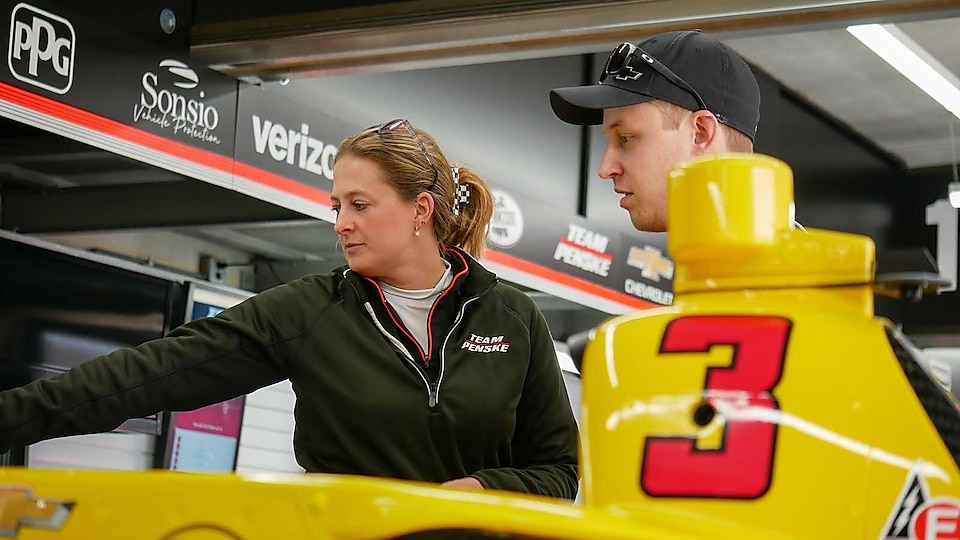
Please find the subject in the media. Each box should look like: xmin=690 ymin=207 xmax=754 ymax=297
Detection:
xmin=630 ymin=212 xmax=667 ymax=233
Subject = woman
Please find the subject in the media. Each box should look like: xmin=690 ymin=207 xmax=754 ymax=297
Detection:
xmin=0 ymin=119 xmax=580 ymax=499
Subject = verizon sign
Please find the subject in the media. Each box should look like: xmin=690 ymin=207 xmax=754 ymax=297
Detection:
xmin=251 ymin=114 xmax=337 ymax=180
xmin=235 ymin=85 xmax=353 ymax=190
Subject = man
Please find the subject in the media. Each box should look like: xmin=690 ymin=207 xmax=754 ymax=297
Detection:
xmin=549 ymin=30 xmax=761 ymax=232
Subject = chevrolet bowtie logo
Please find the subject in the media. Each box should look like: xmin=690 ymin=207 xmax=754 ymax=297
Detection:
xmin=614 ymin=66 xmax=643 ymax=81
xmin=627 ymin=246 xmax=674 ymax=282
xmin=0 ymin=487 xmax=74 ymax=537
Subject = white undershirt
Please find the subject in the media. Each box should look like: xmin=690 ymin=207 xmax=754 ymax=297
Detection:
xmin=379 ymin=261 xmax=453 ymax=356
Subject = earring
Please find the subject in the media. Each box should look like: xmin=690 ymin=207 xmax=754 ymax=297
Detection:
xmin=415 ymin=224 xmax=421 ymax=237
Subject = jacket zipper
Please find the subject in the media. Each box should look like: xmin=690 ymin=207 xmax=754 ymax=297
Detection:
xmin=364 ymin=302 xmax=438 ymax=407
xmin=434 ymin=295 xmax=482 ymax=408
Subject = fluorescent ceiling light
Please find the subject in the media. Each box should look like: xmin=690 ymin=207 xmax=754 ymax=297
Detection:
xmin=847 ymin=23 xmax=960 ymax=120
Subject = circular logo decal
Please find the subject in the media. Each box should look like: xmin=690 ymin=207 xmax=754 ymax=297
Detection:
xmin=488 ymin=190 xmax=524 ymax=249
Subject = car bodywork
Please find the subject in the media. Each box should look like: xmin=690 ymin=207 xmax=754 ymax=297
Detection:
xmin=1 ymin=154 xmax=957 ymax=539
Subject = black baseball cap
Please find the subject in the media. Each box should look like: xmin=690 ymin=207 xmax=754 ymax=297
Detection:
xmin=550 ymin=30 xmax=761 ymax=141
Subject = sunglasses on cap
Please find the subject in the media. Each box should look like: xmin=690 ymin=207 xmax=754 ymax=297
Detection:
xmin=600 ymin=42 xmax=709 ymax=113
xmin=372 ymin=118 xmax=440 ymax=191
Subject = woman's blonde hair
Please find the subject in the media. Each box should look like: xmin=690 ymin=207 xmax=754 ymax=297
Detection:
xmin=336 ymin=121 xmax=494 ymax=259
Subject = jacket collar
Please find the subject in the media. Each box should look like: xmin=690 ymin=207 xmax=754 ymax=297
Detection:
xmin=445 ymin=247 xmax=497 ymax=298
xmin=338 ymin=247 xmax=498 ymax=303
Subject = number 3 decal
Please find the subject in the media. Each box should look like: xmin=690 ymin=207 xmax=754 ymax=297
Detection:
xmin=641 ymin=315 xmax=792 ymax=499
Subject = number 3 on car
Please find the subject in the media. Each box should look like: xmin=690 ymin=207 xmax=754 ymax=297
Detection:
xmin=641 ymin=315 xmax=791 ymax=499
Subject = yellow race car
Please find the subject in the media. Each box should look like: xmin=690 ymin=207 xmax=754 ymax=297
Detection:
xmin=2 ymin=154 xmax=958 ymax=539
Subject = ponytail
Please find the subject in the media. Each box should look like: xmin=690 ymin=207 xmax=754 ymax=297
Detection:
xmin=441 ymin=165 xmax=494 ymax=259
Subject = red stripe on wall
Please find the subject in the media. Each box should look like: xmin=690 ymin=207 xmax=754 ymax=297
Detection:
xmin=0 ymin=82 xmax=237 ymax=175
xmin=1 ymin=82 xmax=335 ymax=207
xmin=231 ymin=161 xmax=332 ymax=206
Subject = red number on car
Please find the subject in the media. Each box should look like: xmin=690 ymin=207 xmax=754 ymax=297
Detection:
xmin=641 ymin=316 xmax=791 ymax=499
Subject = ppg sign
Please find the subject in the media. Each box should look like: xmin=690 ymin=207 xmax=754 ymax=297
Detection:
xmin=7 ymin=3 xmax=75 ymax=94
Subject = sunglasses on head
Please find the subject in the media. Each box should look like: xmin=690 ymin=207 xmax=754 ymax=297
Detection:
xmin=373 ymin=118 xmax=440 ymax=191
xmin=600 ymin=42 xmax=709 ymax=113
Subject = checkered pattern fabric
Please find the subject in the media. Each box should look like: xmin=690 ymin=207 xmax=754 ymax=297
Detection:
xmin=452 ymin=167 xmax=470 ymax=215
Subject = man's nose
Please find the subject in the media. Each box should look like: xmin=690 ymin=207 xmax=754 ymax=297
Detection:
xmin=598 ymin=147 xmax=622 ymax=180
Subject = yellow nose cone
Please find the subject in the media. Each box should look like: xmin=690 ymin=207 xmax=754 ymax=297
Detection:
xmin=668 ymin=153 xmax=794 ymax=261
xmin=667 ymin=153 xmax=874 ymax=299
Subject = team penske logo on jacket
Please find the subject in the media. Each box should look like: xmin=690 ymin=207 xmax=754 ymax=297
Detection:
xmin=461 ymin=334 xmax=511 ymax=353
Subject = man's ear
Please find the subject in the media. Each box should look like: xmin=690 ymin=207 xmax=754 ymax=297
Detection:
xmin=692 ymin=110 xmax=720 ymax=149
xmin=414 ymin=191 xmax=435 ymax=224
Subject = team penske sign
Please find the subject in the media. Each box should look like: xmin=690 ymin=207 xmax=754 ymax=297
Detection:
xmin=554 ymin=224 xmax=612 ymax=278
xmin=482 ymin=186 xmax=675 ymax=308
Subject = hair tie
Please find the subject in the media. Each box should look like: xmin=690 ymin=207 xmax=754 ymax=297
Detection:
xmin=452 ymin=167 xmax=470 ymax=216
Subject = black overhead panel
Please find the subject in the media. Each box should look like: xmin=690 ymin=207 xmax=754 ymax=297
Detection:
xmin=193 ymin=1 xmax=599 ymax=28
xmin=50 ymin=0 xmax=194 ymax=53
xmin=188 ymin=0 xmax=960 ymax=83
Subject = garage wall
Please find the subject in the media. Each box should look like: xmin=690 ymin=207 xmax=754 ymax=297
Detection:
xmin=275 ymin=55 xmax=584 ymax=214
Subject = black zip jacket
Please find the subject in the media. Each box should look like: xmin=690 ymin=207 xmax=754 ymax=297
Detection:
xmin=0 ymin=248 xmax=580 ymax=499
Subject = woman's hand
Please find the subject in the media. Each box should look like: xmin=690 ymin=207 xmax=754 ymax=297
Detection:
xmin=441 ymin=477 xmax=484 ymax=490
